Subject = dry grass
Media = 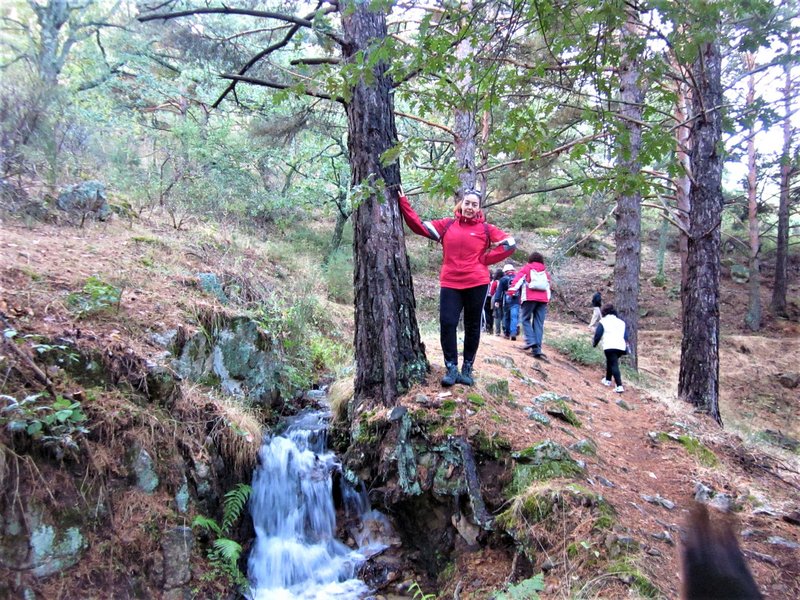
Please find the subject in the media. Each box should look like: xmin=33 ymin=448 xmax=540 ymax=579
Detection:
xmin=329 ymin=377 xmax=354 ymax=423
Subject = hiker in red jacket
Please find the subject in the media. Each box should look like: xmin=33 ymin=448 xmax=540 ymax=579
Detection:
xmin=509 ymin=251 xmax=552 ymax=359
xmin=398 ymin=187 xmax=516 ymax=386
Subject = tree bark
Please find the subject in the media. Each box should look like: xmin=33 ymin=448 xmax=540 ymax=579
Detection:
xmin=678 ymin=40 xmax=724 ymax=426
xmin=342 ymin=1 xmax=428 ymax=408
xmin=613 ymin=9 xmax=645 ymax=371
xmin=453 ymin=4 xmax=478 ymax=196
xmin=771 ymin=36 xmax=793 ymax=318
xmin=744 ymin=54 xmax=761 ymax=331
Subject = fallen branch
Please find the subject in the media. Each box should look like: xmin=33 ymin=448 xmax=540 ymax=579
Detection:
xmin=0 ymin=312 xmax=56 ymax=399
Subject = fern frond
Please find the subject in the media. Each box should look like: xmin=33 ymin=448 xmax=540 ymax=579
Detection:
xmin=192 ymin=515 xmax=222 ymax=535
xmin=213 ymin=538 xmax=243 ymax=563
xmin=222 ymin=483 xmax=252 ymax=532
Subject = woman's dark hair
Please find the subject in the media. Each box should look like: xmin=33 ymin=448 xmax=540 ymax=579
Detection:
xmin=591 ymin=292 xmax=602 ymax=307
xmin=528 ymin=251 xmax=544 ymax=264
xmin=601 ymin=303 xmax=617 ymax=317
xmin=493 ymin=268 xmax=503 ymax=280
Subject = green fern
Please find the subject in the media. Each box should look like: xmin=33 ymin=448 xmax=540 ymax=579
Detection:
xmin=494 ymin=573 xmax=545 ymax=599
xmin=222 ymin=483 xmax=252 ymax=532
xmin=213 ymin=538 xmax=243 ymax=563
xmin=192 ymin=515 xmax=222 ymax=535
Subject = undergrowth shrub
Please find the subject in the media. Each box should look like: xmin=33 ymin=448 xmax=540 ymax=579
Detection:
xmin=66 ymin=276 xmax=122 ymax=318
xmin=0 ymin=392 xmax=88 ymax=459
xmin=324 ymin=248 xmax=354 ymax=304
xmin=549 ymin=336 xmax=604 ymax=366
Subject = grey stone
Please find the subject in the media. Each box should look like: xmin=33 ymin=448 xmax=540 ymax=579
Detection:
xmin=597 ymin=476 xmax=615 ymax=488
xmin=162 ymin=527 xmax=194 ymax=589
xmin=767 ymin=536 xmax=800 ymax=549
xmin=570 ymin=439 xmax=598 ymax=456
xmin=694 ymin=482 xmax=714 ymax=503
xmin=483 ymin=356 xmax=515 ymax=369
xmin=196 ymin=272 xmax=228 ymax=303
xmin=642 ymin=494 xmax=675 ymax=510
xmin=55 ymin=180 xmax=110 ymax=220
xmin=651 ymin=531 xmax=674 ymax=545
xmin=389 ymin=406 xmax=408 ymax=422
xmin=175 ymin=480 xmax=190 ymax=514
xmin=523 ymin=407 xmax=551 ymax=425
xmin=730 ymin=264 xmax=749 ymax=283
xmin=130 ymin=446 xmax=159 ymax=493
xmin=776 ymin=372 xmax=799 ymax=389
xmin=150 ymin=329 xmax=178 ymax=348
xmin=615 ymin=399 xmax=633 ymax=411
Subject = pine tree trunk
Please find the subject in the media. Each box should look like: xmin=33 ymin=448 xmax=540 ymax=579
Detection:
xmin=678 ymin=40 xmax=723 ymax=426
xmin=453 ymin=6 xmax=478 ymax=195
xmin=613 ymin=10 xmax=645 ymax=371
xmin=744 ymin=55 xmax=761 ymax=331
xmin=342 ymin=1 xmax=428 ymax=408
xmin=673 ymin=79 xmax=692 ymax=297
xmin=771 ymin=44 xmax=793 ymax=318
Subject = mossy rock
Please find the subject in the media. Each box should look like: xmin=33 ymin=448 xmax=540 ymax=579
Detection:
xmin=507 ymin=440 xmax=583 ymax=495
xmin=545 ymin=399 xmax=582 ymax=428
xmin=471 ymin=430 xmax=512 ymax=459
xmin=484 ymin=378 xmax=511 ymax=401
xmin=438 ymin=399 xmax=458 ymax=418
xmin=467 ymin=393 xmax=486 ymax=407
xmin=570 ymin=438 xmax=598 ymax=456
xmin=607 ymin=557 xmax=661 ymax=598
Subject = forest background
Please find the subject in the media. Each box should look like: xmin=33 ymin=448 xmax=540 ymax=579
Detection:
xmin=0 ymin=0 xmax=799 ymax=598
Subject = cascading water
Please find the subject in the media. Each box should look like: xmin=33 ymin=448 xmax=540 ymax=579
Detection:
xmin=247 ymin=409 xmax=384 ymax=599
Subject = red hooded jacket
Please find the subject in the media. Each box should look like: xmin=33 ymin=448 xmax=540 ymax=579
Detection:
xmin=399 ymin=194 xmax=516 ymax=289
xmin=510 ymin=261 xmax=551 ymax=303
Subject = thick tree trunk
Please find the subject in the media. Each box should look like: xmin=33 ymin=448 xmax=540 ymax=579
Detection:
xmin=613 ymin=10 xmax=645 ymax=371
xmin=744 ymin=55 xmax=761 ymax=331
xmin=771 ymin=45 xmax=793 ymax=317
xmin=678 ymin=40 xmax=724 ymax=426
xmin=342 ymin=1 xmax=428 ymax=408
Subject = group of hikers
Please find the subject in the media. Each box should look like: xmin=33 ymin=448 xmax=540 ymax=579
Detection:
xmin=397 ymin=187 xmax=628 ymax=392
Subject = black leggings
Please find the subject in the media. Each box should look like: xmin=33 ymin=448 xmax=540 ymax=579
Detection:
xmin=440 ymin=285 xmax=488 ymax=365
xmin=605 ymin=349 xmax=625 ymax=386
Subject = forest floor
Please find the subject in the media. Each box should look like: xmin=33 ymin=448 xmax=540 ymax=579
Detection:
xmin=1 ymin=216 xmax=799 ymax=599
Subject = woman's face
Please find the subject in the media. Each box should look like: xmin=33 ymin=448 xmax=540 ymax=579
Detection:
xmin=461 ymin=194 xmax=480 ymax=218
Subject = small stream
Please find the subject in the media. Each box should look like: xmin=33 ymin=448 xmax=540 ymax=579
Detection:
xmin=246 ymin=407 xmax=390 ymax=599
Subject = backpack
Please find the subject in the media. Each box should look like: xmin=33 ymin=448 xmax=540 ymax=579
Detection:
xmin=527 ymin=269 xmax=550 ymax=292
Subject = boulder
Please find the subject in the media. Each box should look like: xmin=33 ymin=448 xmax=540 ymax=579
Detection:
xmin=55 ymin=180 xmax=110 ymax=221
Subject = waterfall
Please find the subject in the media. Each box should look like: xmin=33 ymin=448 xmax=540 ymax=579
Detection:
xmin=246 ymin=410 xmax=374 ymax=600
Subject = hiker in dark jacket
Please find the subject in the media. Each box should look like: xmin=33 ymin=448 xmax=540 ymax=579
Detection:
xmin=592 ymin=303 xmax=629 ymax=393
xmin=489 ymin=268 xmax=503 ymax=335
xmin=494 ymin=264 xmax=520 ymax=340
xmin=588 ymin=291 xmax=602 ymax=329
xmin=398 ymin=187 xmax=516 ymax=387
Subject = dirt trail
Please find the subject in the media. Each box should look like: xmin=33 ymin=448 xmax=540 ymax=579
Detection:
xmin=404 ymin=328 xmax=800 ymax=598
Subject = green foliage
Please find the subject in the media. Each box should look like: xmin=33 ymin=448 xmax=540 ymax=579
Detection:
xmin=324 ymin=248 xmax=354 ymax=304
xmin=192 ymin=483 xmax=252 ymax=589
xmin=408 ymin=581 xmax=437 ymax=600
xmin=549 ymin=336 xmax=604 ymax=366
xmin=66 ymin=276 xmax=122 ymax=318
xmin=494 ymin=573 xmax=545 ymax=599
xmin=607 ymin=558 xmax=660 ymax=598
xmin=0 ymin=393 xmax=89 ymax=457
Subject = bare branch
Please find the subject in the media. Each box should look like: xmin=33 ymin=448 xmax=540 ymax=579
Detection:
xmin=395 ymin=110 xmax=453 ymax=134
xmin=479 ymin=132 xmax=609 ymax=175
xmin=219 ymin=74 xmax=344 ymax=103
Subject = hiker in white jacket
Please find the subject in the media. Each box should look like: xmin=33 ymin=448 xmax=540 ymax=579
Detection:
xmin=592 ymin=304 xmax=629 ymax=393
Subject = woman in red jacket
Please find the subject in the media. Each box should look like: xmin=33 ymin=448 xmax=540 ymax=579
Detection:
xmin=398 ymin=188 xmax=516 ymax=386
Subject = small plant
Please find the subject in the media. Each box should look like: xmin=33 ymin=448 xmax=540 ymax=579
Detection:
xmin=66 ymin=276 xmax=122 ymax=317
xmin=549 ymin=335 xmax=604 ymax=366
xmin=1 ymin=393 xmax=89 ymax=458
xmin=494 ymin=573 xmax=545 ymax=599
xmin=192 ymin=483 xmax=252 ymax=589
xmin=408 ymin=581 xmax=437 ymax=600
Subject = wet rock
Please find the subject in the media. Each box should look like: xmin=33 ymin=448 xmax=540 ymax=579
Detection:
xmin=161 ymin=527 xmax=194 ymax=589
xmin=129 ymin=445 xmax=159 ymax=493
xmin=641 ymin=494 xmax=675 ymax=510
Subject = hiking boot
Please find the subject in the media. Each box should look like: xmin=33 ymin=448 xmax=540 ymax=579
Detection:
xmin=511 ymin=336 xmax=516 ymax=341
xmin=457 ymin=360 xmax=474 ymax=386
xmin=533 ymin=351 xmax=547 ymax=360
xmin=614 ymin=385 xmax=624 ymax=393
xmin=601 ymin=378 xmax=611 ymax=387
xmin=441 ymin=362 xmax=459 ymax=387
